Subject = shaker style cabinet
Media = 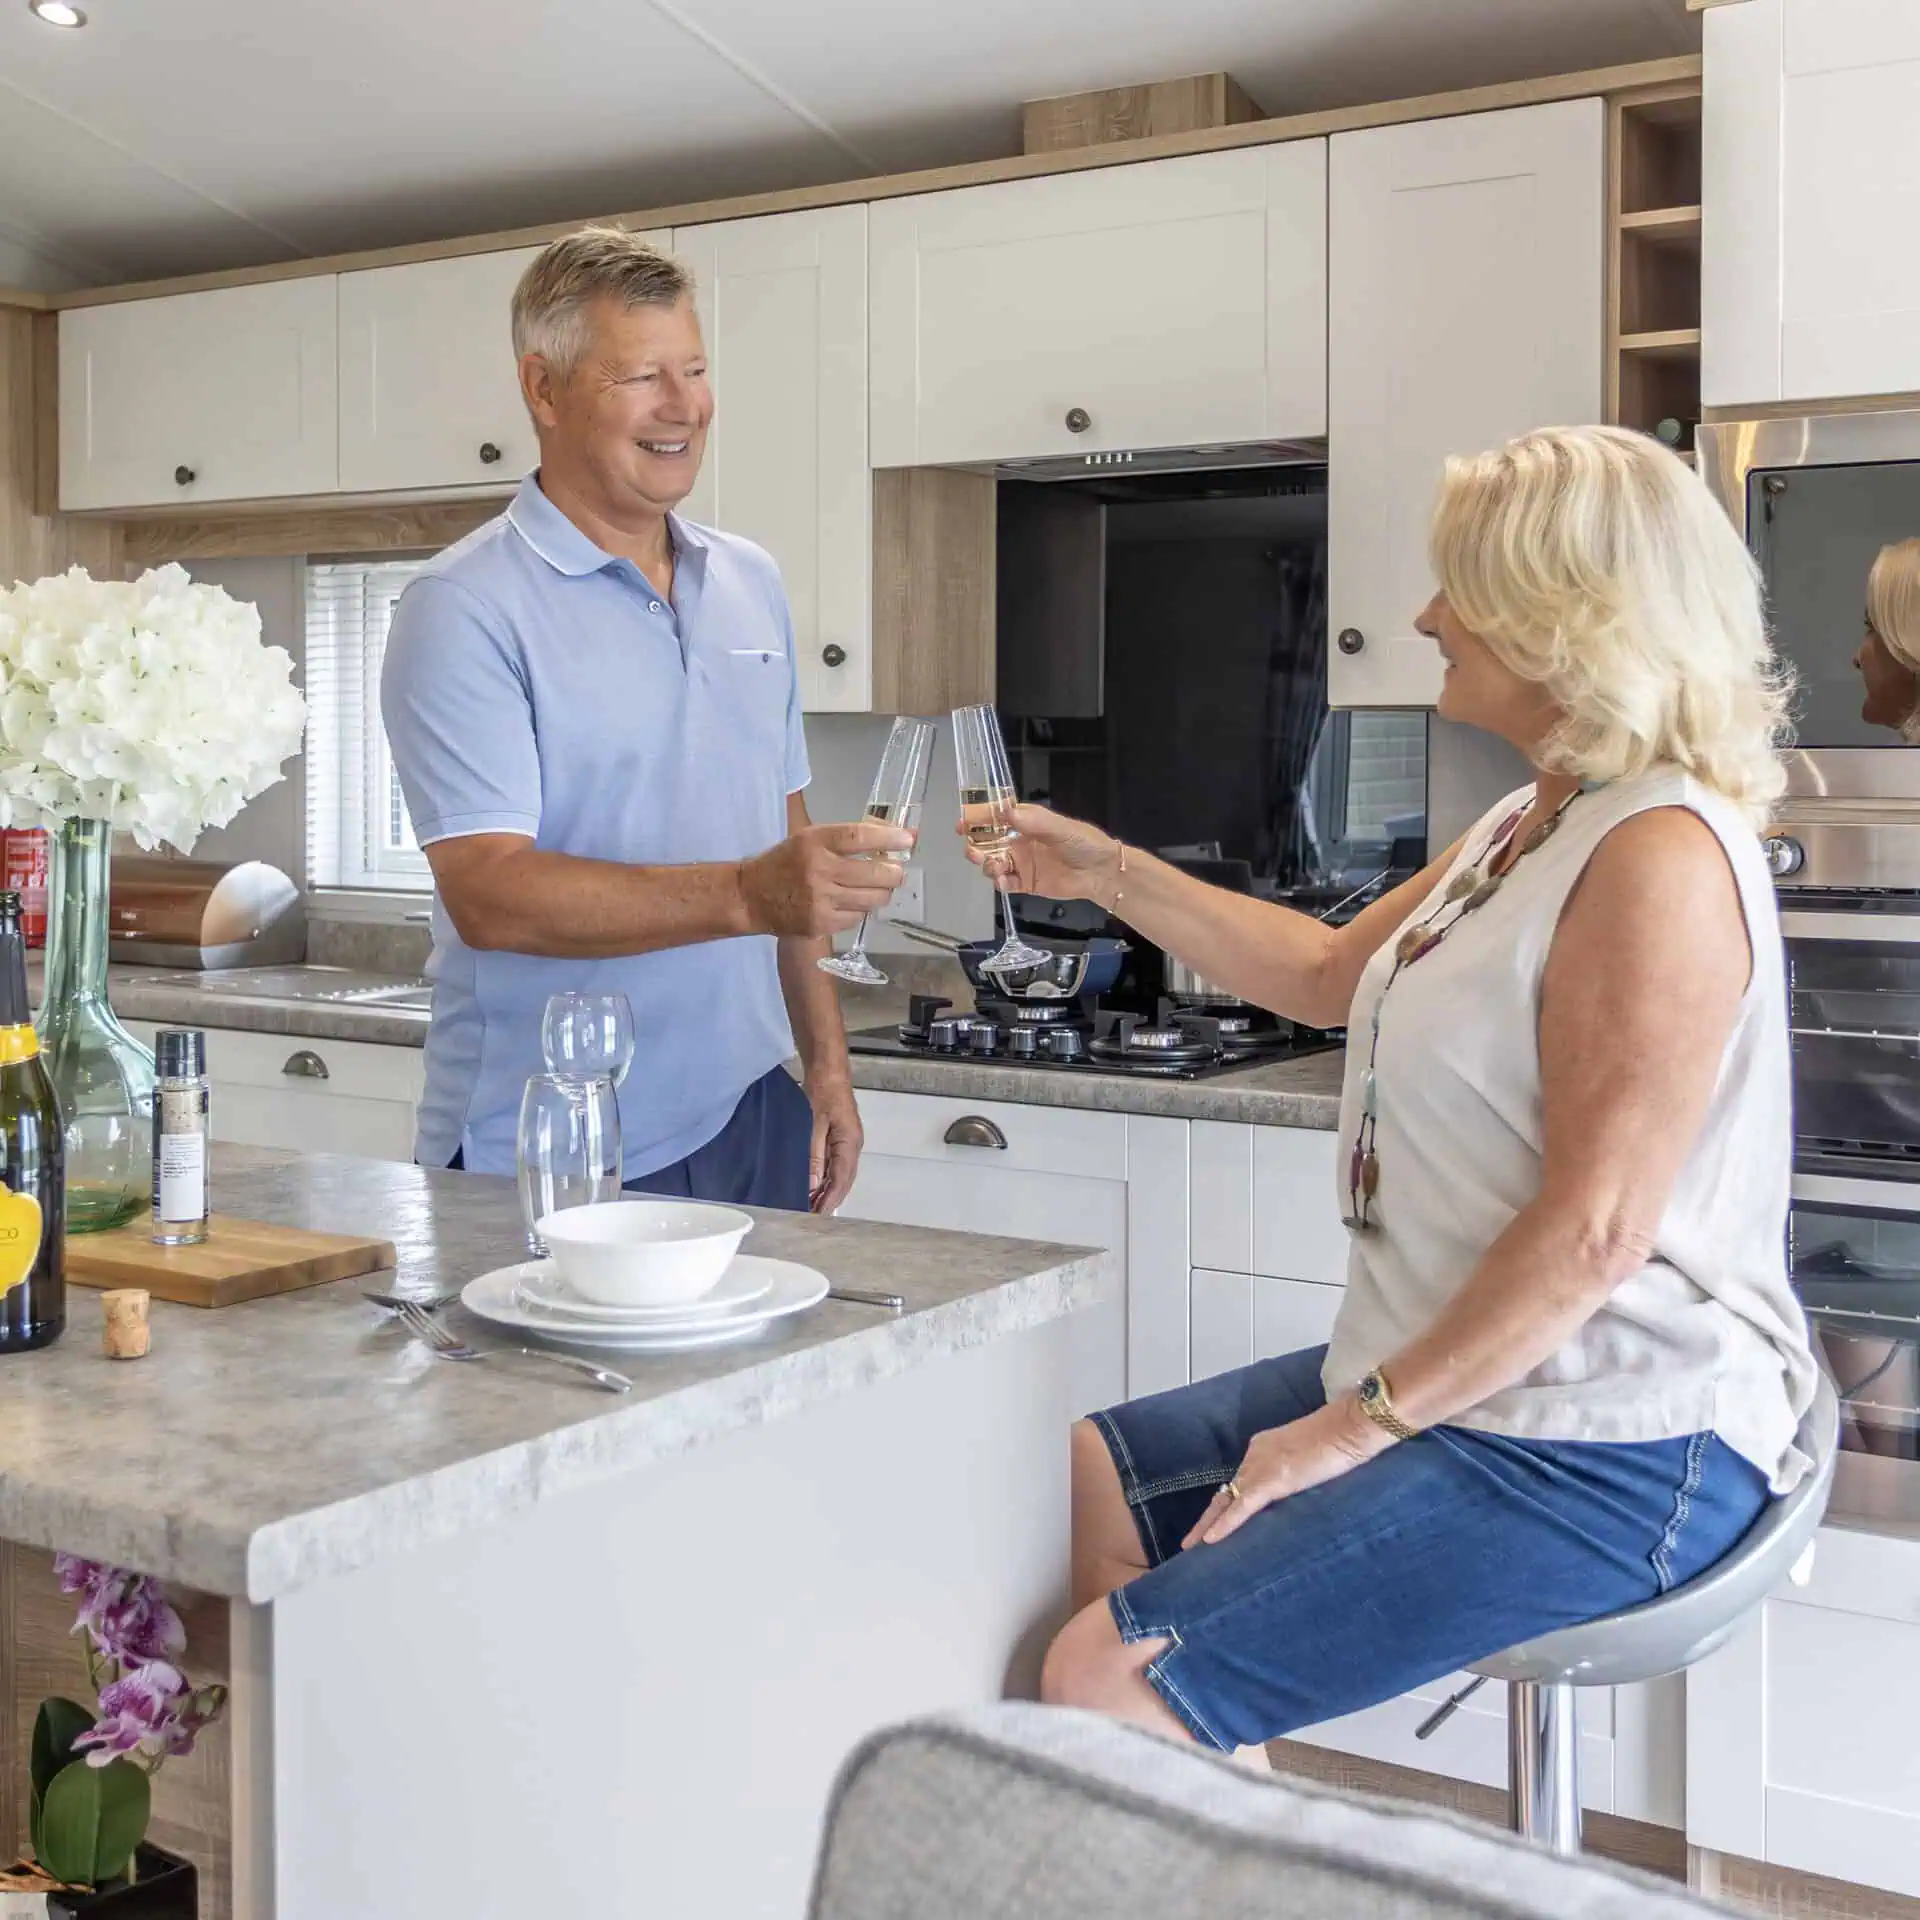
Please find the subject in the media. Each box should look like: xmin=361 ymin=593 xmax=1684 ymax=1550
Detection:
xmin=1703 ymin=0 xmax=1920 ymax=406
xmin=337 ymin=247 xmax=538 ymax=494
xmin=59 ymin=277 xmax=340 ymax=510
xmin=674 ymin=206 xmax=872 ymax=713
xmin=121 ymin=1021 xmax=424 ymax=1162
xmin=337 ymin=233 xmax=670 ymax=495
xmin=1326 ymin=99 xmax=1604 ymax=707
xmin=868 ymin=142 xmax=1328 ymax=469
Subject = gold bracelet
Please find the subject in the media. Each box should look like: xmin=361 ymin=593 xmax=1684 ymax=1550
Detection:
xmin=1111 ymin=841 xmax=1127 ymax=915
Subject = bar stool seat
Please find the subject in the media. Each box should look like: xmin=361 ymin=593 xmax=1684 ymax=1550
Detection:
xmin=1431 ymin=1377 xmax=1840 ymax=1855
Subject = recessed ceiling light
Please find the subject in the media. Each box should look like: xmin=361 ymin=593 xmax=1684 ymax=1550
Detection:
xmin=29 ymin=1 xmax=87 ymax=25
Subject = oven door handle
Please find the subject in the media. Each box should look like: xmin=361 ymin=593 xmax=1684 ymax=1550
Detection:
xmin=1794 ymin=1171 xmax=1920 ymax=1215
xmin=1781 ymin=910 xmax=1920 ymax=944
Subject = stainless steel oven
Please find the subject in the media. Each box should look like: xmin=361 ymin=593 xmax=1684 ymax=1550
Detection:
xmin=1704 ymin=411 xmax=1920 ymax=1518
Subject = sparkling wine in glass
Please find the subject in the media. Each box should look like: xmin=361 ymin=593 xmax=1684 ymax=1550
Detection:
xmin=818 ymin=716 xmax=935 ymax=987
xmin=951 ymin=704 xmax=1052 ymax=975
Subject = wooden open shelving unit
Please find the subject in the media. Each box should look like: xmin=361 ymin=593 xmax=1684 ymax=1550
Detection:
xmin=1607 ymin=79 xmax=1703 ymax=458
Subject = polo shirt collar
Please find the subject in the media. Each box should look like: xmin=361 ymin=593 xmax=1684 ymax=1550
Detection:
xmin=507 ymin=473 xmax=707 ymax=581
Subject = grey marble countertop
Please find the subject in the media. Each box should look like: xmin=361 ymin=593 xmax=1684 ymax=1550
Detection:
xmin=99 ymin=962 xmax=1345 ymax=1129
xmin=842 ymin=1046 xmax=1345 ymax=1129
xmin=0 ymin=1148 xmax=1105 ymax=1603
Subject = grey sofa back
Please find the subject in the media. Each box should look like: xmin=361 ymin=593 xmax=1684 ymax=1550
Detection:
xmin=808 ymin=1704 xmax=1723 ymax=1920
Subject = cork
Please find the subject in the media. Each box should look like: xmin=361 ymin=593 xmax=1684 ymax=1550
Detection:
xmin=102 ymin=1288 xmax=151 ymax=1360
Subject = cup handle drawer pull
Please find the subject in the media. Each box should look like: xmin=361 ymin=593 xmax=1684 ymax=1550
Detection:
xmin=943 ymin=1116 xmax=1007 ymax=1150
xmin=282 ymin=1049 xmax=330 ymax=1081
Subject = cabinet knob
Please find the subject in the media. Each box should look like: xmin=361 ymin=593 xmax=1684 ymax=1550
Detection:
xmin=1064 ymin=407 xmax=1091 ymax=435
xmin=173 ymin=465 xmax=196 ymax=487
xmin=281 ymin=1048 xmax=330 ymax=1081
xmin=479 ymin=441 xmax=503 ymax=465
xmin=1336 ymin=628 xmax=1366 ymax=656
xmin=821 ymin=644 xmax=848 ymax=668
xmin=943 ymin=1115 xmax=1008 ymax=1150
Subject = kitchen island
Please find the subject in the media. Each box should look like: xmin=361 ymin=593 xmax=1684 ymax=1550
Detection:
xmin=0 ymin=1146 xmax=1108 ymax=1919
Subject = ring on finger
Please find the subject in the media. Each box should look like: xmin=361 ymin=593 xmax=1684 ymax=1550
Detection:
xmin=1225 ymin=1478 xmax=1243 ymax=1503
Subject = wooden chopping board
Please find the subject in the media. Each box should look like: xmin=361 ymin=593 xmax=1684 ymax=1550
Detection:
xmin=66 ymin=1212 xmax=397 ymax=1308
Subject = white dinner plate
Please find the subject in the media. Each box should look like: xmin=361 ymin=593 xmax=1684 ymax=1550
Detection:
xmin=461 ymin=1255 xmax=828 ymax=1351
xmin=512 ymin=1257 xmax=772 ymax=1323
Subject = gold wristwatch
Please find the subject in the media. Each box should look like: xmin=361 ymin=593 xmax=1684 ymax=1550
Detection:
xmin=1356 ymin=1367 xmax=1419 ymax=1442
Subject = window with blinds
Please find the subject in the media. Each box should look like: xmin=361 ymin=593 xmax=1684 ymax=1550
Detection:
xmin=304 ymin=558 xmax=432 ymax=890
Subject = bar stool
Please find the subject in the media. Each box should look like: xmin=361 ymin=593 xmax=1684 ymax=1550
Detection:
xmin=1417 ymin=1376 xmax=1840 ymax=1855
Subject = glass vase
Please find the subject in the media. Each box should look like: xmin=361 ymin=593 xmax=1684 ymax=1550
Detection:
xmin=37 ymin=818 xmax=155 ymax=1234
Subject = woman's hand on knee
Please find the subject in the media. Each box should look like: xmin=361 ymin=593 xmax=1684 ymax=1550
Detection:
xmin=1183 ymin=1400 xmax=1386 ymax=1549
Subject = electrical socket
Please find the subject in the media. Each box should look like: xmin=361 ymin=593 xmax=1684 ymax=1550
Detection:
xmin=880 ymin=868 xmax=926 ymax=923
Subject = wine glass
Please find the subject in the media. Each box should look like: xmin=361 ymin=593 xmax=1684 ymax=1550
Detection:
xmin=541 ymin=991 xmax=636 ymax=1089
xmin=952 ymin=703 xmax=1053 ymax=974
xmin=818 ymin=716 xmax=936 ymax=987
xmin=516 ymin=1073 xmax=622 ymax=1258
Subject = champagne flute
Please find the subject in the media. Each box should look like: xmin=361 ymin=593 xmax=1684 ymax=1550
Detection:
xmin=818 ymin=716 xmax=936 ymax=987
xmin=952 ymin=704 xmax=1053 ymax=974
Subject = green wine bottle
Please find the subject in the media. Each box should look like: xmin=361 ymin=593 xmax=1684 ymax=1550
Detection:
xmin=0 ymin=888 xmax=65 ymax=1353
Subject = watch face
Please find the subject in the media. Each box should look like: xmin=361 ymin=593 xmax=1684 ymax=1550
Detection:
xmin=1359 ymin=1373 xmax=1382 ymax=1408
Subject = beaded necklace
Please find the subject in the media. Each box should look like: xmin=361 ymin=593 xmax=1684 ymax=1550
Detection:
xmin=1344 ymin=785 xmax=1586 ymax=1232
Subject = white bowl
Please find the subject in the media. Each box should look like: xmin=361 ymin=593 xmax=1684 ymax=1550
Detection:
xmin=537 ymin=1200 xmax=753 ymax=1308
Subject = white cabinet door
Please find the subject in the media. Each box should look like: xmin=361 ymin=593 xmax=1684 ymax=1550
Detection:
xmin=338 ymin=246 xmax=542 ymax=494
xmin=124 ymin=1022 xmax=423 ymax=1162
xmin=1704 ymin=0 xmax=1920 ymax=405
xmin=842 ymin=1090 xmax=1187 ymax=1416
xmin=1251 ymin=1126 xmax=1348 ymax=1286
xmin=60 ymin=278 xmax=340 ymax=509
xmin=1689 ymin=1522 xmax=1920 ymax=1899
xmin=675 ymin=207 xmax=871 ymax=713
xmin=1191 ymin=1269 xmax=1343 ymax=1383
xmin=1327 ymin=100 xmax=1604 ymax=707
xmin=870 ymin=143 xmax=1326 ymax=469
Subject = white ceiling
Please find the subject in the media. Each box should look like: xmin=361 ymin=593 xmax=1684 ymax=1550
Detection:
xmin=0 ymin=0 xmax=1696 ymax=292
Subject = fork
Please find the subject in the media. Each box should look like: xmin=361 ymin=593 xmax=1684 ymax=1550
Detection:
xmin=397 ymin=1301 xmax=632 ymax=1394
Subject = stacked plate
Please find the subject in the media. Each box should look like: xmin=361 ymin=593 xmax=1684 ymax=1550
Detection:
xmin=462 ymin=1253 xmax=829 ymax=1352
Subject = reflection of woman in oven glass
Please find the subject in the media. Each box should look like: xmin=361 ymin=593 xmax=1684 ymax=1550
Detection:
xmin=1856 ymin=538 xmax=1920 ymax=743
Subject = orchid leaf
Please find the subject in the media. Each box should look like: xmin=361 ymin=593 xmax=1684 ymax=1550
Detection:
xmin=30 ymin=1698 xmax=93 ymax=1805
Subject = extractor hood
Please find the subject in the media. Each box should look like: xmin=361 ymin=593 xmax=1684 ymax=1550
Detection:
xmin=995 ymin=437 xmax=1327 ymax=482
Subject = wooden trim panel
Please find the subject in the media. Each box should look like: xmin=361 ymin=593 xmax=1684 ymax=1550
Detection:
xmin=51 ymin=56 xmax=1700 ymax=311
xmin=120 ymin=495 xmax=503 ymax=566
xmin=871 ymin=468 xmax=995 ymax=713
xmin=1022 ymin=72 xmax=1265 ymax=154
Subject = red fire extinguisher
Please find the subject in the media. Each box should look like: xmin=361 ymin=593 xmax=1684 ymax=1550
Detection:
xmin=1 ymin=829 xmax=50 ymax=948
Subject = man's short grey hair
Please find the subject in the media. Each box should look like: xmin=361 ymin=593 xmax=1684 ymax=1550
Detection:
xmin=511 ymin=225 xmax=696 ymax=377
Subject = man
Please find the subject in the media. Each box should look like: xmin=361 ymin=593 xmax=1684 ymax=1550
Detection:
xmin=381 ymin=226 xmax=908 ymax=1210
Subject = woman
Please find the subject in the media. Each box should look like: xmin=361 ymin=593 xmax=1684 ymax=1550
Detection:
xmin=1856 ymin=537 xmax=1920 ymax=742
xmin=985 ymin=424 xmax=1818 ymax=1756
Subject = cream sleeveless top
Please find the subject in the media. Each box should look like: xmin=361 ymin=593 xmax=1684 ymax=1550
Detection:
xmin=1320 ymin=765 xmax=1817 ymax=1492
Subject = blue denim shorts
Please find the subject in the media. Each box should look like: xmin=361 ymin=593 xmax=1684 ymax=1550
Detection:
xmin=1092 ymin=1345 xmax=1771 ymax=1752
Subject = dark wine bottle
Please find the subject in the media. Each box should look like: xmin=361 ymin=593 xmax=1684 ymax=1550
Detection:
xmin=0 ymin=888 xmax=65 ymax=1353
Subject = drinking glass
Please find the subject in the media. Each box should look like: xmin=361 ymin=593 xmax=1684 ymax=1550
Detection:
xmin=541 ymin=991 xmax=636 ymax=1089
xmin=516 ymin=1073 xmax=621 ymax=1258
xmin=951 ymin=704 xmax=1052 ymax=973
xmin=818 ymin=716 xmax=936 ymax=987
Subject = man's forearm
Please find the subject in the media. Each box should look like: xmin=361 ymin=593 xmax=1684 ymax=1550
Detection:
xmin=448 ymin=845 xmax=756 ymax=958
xmin=778 ymin=932 xmax=851 ymax=1084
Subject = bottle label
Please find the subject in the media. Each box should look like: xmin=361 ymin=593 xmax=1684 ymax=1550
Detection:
xmin=0 ymin=1023 xmax=38 ymax=1064
xmin=0 ymin=1178 xmax=44 ymax=1301
xmin=154 ymin=1097 xmax=207 ymax=1224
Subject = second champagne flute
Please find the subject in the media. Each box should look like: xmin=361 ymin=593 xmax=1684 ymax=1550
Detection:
xmin=817 ymin=716 xmax=935 ymax=987
xmin=516 ymin=1073 xmax=622 ymax=1258
xmin=952 ymin=704 xmax=1052 ymax=974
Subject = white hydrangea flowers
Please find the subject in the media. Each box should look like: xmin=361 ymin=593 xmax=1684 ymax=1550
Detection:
xmin=0 ymin=564 xmax=305 ymax=852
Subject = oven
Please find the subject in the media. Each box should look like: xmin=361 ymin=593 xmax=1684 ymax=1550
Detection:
xmin=1704 ymin=410 xmax=1920 ymax=1514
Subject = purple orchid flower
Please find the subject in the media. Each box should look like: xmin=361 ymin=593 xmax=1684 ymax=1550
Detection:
xmin=72 ymin=1662 xmax=189 ymax=1767
xmin=56 ymin=1560 xmax=186 ymax=1668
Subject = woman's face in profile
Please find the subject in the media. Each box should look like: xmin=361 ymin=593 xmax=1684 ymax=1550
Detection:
xmin=1854 ymin=620 xmax=1920 ymax=733
xmin=1418 ymin=591 xmax=1556 ymax=747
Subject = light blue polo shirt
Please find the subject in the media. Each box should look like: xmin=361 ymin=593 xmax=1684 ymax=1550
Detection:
xmin=380 ymin=474 xmax=810 ymax=1177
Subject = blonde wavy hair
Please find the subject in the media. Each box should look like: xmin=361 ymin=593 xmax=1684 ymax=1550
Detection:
xmin=1867 ymin=538 xmax=1920 ymax=674
xmin=1429 ymin=424 xmax=1792 ymax=825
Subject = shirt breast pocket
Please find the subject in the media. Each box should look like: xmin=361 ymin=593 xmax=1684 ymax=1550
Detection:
xmin=719 ymin=647 xmax=794 ymax=747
